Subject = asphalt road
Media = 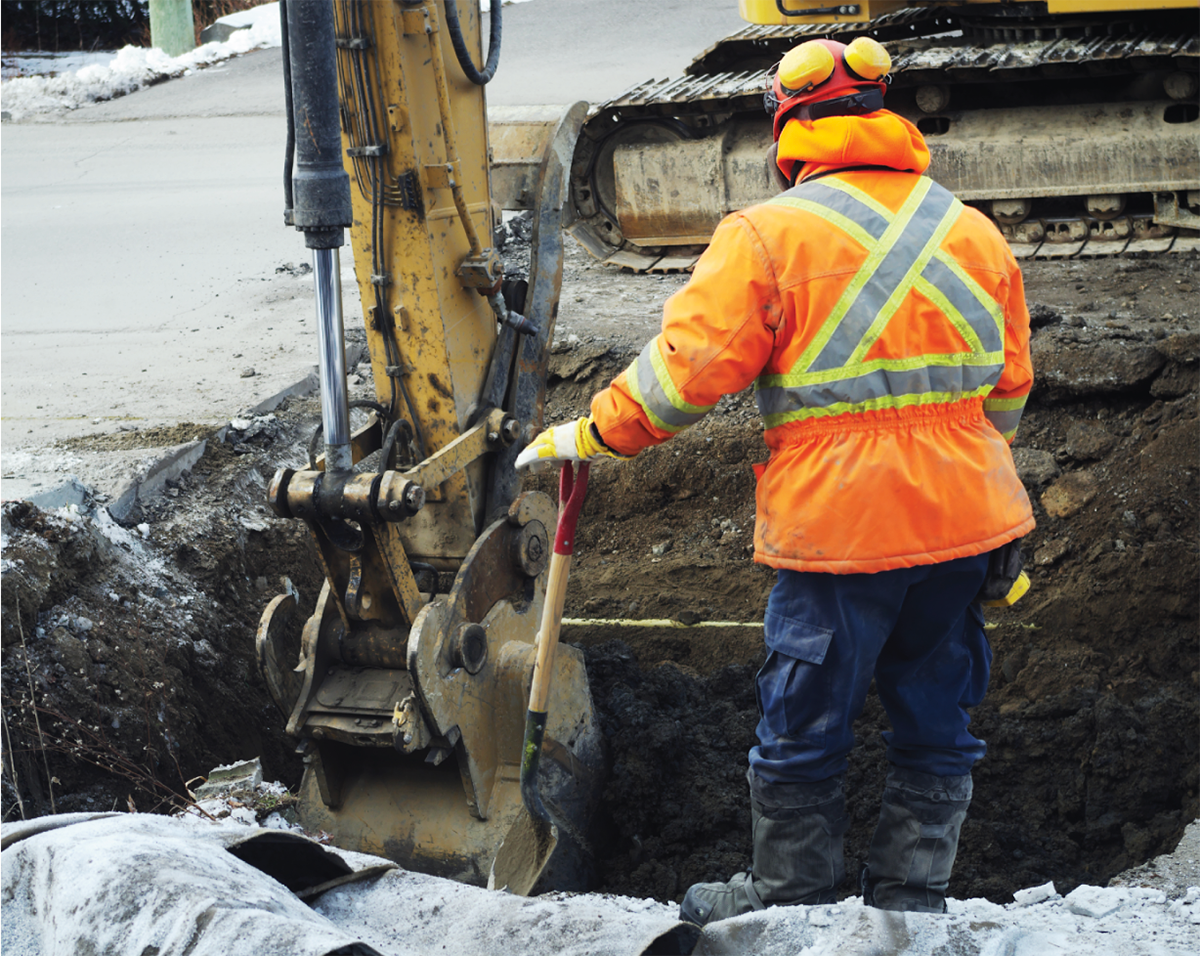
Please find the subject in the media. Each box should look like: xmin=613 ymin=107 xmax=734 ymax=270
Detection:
xmin=0 ymin=1 xmax=745 ymax=474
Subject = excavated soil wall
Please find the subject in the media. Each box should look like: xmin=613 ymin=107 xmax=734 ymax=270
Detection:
xmin=2 ymin=254 xmax=1197 ymax=906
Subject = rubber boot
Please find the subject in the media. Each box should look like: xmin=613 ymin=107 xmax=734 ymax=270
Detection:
xmin=680 ymin=771 xmax=848 ymax=926
xmin=861 ymin=766 xmax=972 ymax=914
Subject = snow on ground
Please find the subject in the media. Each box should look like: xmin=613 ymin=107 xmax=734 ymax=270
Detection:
xmin=0 ymin=2 xmax=281 ymax=120
xmin=1 ymin=51 xmax=117 ymax=81
xmin=692 ymin=885 xmax=1200 ymax=955
xmin=3 ymin=803 xmax=1198 ymax=955
xmin=0 ymin=0 xmax=538 ymax=119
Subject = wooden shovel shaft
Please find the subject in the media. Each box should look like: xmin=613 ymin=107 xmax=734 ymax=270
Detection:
xmin=489 ymin=462 xmax=589 ymax=896
xmin=528 ymin=551 xmax=572 ymax=714
xmin=528 ymin=461 xmax=588 ymax=714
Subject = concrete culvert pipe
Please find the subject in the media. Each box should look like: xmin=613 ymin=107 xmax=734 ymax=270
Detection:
xmin=0 ymin=813 xmax=699 ymax=956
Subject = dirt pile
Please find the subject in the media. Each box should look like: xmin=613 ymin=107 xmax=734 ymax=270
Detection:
xmin=1 ymin=250 xmax=1196 ymax=908
xmin=0 ymin=417 xmax=321 ymax=817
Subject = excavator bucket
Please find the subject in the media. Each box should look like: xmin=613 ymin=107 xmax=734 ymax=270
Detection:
xmin=260 ymin=0 xmax=600 ymax=890
xmin=260 ymin=564 xmax=603 ymax=888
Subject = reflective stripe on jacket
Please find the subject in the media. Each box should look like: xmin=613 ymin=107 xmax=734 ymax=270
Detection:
xmin=590 ymin=168 xmax=1034 ymax=574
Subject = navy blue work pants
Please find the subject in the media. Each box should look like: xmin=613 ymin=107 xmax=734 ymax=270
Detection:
xmin=748 ymin=554 xmax=992 ymax=784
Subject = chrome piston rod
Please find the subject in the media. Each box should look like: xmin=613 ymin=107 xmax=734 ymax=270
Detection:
xmin=312 ymin=247 xmax=352 ymax=475
xmin=282 ymin=0 xmax=354 ymax=476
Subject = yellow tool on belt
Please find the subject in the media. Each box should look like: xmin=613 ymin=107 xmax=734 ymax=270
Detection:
xmin=982 ymin=571 xmax=1030 ymax=608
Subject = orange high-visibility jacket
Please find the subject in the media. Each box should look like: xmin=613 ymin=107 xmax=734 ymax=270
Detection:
xmin=590 ymin=112 xmax=1034 ymax=574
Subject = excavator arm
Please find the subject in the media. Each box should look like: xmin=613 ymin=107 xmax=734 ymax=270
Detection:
xmin=258 ymin=0 xmax=600 ymax=890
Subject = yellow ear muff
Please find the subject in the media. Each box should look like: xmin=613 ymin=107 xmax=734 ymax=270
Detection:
xmin=843 ymin=36 xmax=891 ymax=82
xmin=777 ymin=41 xmax=836 ymax=95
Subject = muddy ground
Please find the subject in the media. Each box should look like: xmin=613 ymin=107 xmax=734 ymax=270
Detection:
xmin=2 ymin=239 xmax=1197 ymax=907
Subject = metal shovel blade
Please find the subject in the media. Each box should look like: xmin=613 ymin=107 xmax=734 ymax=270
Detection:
xmin=488 ymin=704 xmax=561 ymax=894
xmin=488 ymin=462 xmax=589 ymax=895
xmin=488 ymin=800 xmax=558 ymax=895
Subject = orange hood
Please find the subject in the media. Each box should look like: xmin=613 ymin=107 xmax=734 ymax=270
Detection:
xmin=776 ymin=110 xmax=930 ymax=185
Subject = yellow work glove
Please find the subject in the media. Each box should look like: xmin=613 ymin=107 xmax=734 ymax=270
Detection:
xmin=514 ymin=415 xmax=631 ymax=471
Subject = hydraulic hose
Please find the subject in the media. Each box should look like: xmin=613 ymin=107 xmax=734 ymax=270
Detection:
xmin=285 ymin=0 xmax=352 ymax=250
xmin=279 ymin=0 xmax=295 ymax=225
xmin=444 ymin=0 xmax=501 ymax=85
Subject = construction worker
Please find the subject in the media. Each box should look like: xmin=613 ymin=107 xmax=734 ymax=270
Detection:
xmin=515 ymin=36 xmax=1034 ymax=924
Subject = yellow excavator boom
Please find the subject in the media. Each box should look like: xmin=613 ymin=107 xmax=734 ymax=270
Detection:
xmin=259 ymin=0 xmax=601 ymax=890
xmin=739 ymin=0 xmax=1197 ymax=25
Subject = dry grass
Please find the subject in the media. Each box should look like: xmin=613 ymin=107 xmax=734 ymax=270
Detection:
xmin=1 ymin=611 xmax=212 ymax=822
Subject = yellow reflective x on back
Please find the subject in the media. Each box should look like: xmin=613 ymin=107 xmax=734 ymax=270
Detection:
xmin=756 ymin=175 xmax=1006 ymax=429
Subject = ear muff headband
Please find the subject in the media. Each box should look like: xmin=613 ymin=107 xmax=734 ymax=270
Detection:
xmin=764 ymin=37 xmax=892 ymax=139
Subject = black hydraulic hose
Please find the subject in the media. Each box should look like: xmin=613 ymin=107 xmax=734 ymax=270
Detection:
xmin=280 ymin=0 xmax=295 ymax=225
xmin=444 ymin=0 xmax=501 ymax=85
xmin=380 ymin=418 xmax=416 ymax=471
xmin=307 ymin=400 xmax=390 ymax=470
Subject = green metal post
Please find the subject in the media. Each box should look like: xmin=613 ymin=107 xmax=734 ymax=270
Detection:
xmin=148 ymin=0 xmax=195 ymax=58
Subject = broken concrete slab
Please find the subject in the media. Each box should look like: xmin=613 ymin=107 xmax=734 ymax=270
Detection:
xmin=1012 ymin=881 xmax=1059 ymax=906
xmin=1032 ymin=328 xmax=1168 ymax=401
xmin=195 ymin=757 xmax=264 ymax=799
xmin=1156 ymin=330 xmax=1200 ymax=364
xmin=107 ymin=439 xmax=207 ymax=524
xmin=1151 ymin=364 xmax=1198 ymax=398
xmin=1065 ymin=884 xmax=1125 ymax=919
xmin=1011 ymin=447 xmax=1060 ymax=489
xmin=25 ymin=478 xmax=93 ymax=512
xmin=1064 ymin=421 xmax=1116 ymax=461
xmin=248 ymin=370 xmax=320 ymax=417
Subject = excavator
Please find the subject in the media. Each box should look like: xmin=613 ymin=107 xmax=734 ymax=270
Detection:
xmin=258 ymin=0 xmax=1197 ymax=894
xmin=570 ymin=0 xmax=1200 ymax=270
xmin=257 ymin=0 xmax=599 ymax=891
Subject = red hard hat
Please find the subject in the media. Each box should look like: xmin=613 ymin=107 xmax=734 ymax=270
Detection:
xmin=765 ymin=37 xmax=892 ymax=141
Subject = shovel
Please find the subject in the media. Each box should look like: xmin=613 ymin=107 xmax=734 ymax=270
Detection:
xmin=488 ymin=460 xmax=590 ymax=896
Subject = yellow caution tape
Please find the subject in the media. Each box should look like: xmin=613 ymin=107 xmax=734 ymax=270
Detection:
xmin=561 ymin=618 xmax=763 ymax=629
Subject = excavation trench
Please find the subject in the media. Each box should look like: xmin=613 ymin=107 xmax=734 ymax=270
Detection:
xmin=2 ymin=253 xmax=1198 ymax=907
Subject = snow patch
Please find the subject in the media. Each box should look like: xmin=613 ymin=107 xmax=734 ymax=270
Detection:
xmin=0 ymin=2 xmax=281 ymax=120
xmin=0 ymin=0 xmax=542 ymax=120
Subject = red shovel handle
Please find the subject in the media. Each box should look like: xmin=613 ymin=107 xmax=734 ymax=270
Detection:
xmin=554 ymin=462 xmax=589 ymax=555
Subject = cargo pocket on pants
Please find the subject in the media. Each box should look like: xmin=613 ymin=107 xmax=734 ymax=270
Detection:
xmin=757 ymin=614 xmax=835 ymax=743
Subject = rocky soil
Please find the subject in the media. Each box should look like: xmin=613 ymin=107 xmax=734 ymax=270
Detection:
xmin=2 ymin=239 xmax=1196 ymax=908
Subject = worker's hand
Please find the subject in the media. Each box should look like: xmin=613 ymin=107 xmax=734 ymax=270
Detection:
xmin=515 ymin=415 xmax=632 ymax=471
